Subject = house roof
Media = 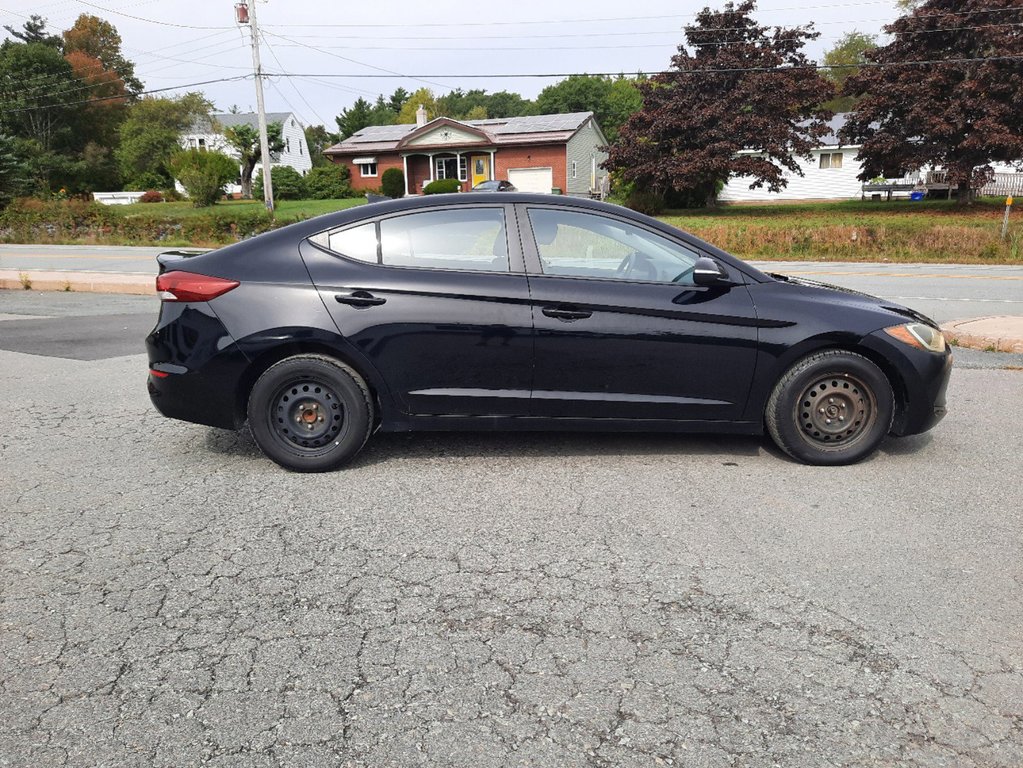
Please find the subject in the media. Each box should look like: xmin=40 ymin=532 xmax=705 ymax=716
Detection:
xmin=326 ymin=111 xmax=598 ymax=155
xmin=188 ymin=112 xmax=298 ymax=133
xmin=818 ymin=113 xmax=852 ymax=147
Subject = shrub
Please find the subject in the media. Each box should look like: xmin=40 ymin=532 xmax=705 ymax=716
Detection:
xmin=305 ymin=164 xmax=353 ymax=199
xmin=138 ymin=190 xmax=163 ymax=203
xmin=253 ymin=166 xmax=307 ymax=200
xmin=626 ymin=189 xmax=665 ymax=215
xmin=381 ymin=167 xmax=405 ymax=198
xmin=169 ymin=150 xmax=238 ymax=207
xmin=125 ymin=171 xmax=170 ymax=192
xmin=423 ymin=178 xmax=461 ymax=195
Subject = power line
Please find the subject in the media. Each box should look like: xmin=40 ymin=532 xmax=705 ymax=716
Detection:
xmin=264 ymin=55 xmax=1023 ymax=80
xmin=260 ymin=31 xmax=327 ymax=126
xmin=267 ymin=22 xmax=1023 ymax=53
xmin=2 ymin=73 xmax=251 ymax=113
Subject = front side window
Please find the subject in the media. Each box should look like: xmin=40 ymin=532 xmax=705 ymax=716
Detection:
xmin=380 ymin=208 xmax=508 ymax=272
xmin=309 ymin=222 xmax=378 ymax=262
xmin=359 ymin=162 xmax=378 ymax=177
xmin=527 ymin=208 xmax=700 ymax=284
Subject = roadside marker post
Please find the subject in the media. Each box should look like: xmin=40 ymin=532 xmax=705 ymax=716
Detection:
xmin=1003 ymin=196 xmax=1013 ymax=240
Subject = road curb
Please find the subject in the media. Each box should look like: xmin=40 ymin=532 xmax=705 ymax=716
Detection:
xmin=0 ymin=269 xmax=153 ymax=296
xmin=941 ymin=316 xmax=1023 ymax=354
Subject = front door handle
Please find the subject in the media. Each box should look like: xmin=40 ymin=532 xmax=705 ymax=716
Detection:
xmin=335 ymin=289 xmax=386 ymax=307
xmin=542 ymin=305 xmax=592 ymax=321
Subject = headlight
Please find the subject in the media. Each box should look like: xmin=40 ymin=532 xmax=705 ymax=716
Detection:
xmin=884 ymin=322 xmax=946 ymax=353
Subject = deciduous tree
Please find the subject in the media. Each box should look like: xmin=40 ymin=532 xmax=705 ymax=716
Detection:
xmin=222 ymin=121 xmax=284 ymax=198
xmin=62 ymin=14 xmax=141 ymax=96
xmin=116 ymin=93 xmax=212 ymax=189
xmin=535 ymin=74 xmax=642 ymax=142
xmin=822 ymin=31 xmax=876 ymax=112
xmin=840 ymin=0 xmax=1023 ymax=204
xmin=607 ymin=1 xmax=833 ymax=206
xmin=397 ymin=88 xmax=437 ymax=124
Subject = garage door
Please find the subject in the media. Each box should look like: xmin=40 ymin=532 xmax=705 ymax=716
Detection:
xmin=508 ymin=167 xmax=553 ymax=194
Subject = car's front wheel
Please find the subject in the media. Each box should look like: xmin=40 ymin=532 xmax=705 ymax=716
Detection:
xmin=247 ymin=354 xmax=373 ymax=472
xmin=766 ymin=350 xmax=894 ymax=465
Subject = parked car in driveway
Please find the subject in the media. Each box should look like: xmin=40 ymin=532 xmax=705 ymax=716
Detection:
xmin=147 ymin=194 xmax=951 ymax=471
xmin=471 ymin=180 xmax=517 ymax=192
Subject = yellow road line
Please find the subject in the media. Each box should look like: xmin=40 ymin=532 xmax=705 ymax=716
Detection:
xmin=0 ymin=253 xmax=146 ymax=261
xmin=782 ymin=270 xmax=1023 ymax=281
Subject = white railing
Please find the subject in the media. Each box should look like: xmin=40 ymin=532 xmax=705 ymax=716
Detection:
xmin=980 ymin=173 xmax=1023 ymax=197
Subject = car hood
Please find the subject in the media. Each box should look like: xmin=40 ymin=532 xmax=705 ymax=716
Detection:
xmin=766 ymin=272 xmax=940 ymax=328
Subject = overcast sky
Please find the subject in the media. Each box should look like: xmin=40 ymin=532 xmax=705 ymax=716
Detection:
xmin=2 ymin=0 xmax=904 ymax=129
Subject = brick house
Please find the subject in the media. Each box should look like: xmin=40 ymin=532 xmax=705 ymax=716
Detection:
xmin=324 ymin=108 xmax=609 ymax=197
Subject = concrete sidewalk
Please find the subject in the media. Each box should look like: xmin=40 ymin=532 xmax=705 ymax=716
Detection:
xmin=0 ymin=269 xmax=152 ymax=295
xmin=3 ymin=266 xmax=1022 ymax=354
xmin=942 ymin=316 xmax=1023 ymax=353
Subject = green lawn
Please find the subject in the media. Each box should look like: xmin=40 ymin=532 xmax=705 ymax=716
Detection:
xmin=105 ymin=197 xmax=366 ymax=221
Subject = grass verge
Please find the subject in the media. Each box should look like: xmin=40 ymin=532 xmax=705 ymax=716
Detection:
xmin=658 ymin=198 xmax=1021 ymax=263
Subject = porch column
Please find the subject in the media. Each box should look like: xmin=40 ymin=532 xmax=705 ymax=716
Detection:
xmin=428 ymin=153 xmax=436 ymax=185
xmin=488 ymin=150 xmax=495 ymax=180
xmin=455 ymin=151 xmax=462 ymax=189
xmin=402 ymin=154 xmax=409 ymax=196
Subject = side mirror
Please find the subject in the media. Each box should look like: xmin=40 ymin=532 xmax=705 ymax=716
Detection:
xmin=693 ymin=256 xmax=734 ymax=287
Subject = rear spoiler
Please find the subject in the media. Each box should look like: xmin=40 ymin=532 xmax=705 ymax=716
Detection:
xmin=156 ymin=249 xmax=208 ymax=275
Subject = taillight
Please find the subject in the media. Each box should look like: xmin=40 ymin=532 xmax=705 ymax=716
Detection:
xmin=156 ymin=271 xmax=239 ymax=302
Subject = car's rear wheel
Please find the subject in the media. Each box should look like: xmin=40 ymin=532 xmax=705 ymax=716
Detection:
xmin=766 ymin=350 xmax=894 ymax=465
xmin=247 ymin=354 xmax=373 ymax=472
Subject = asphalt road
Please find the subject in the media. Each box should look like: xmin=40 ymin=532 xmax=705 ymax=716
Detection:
xmin=2 ymin=245 xmax=1022 ymax=324
xmin=1 ymin=292 xmax=1022 ymax=767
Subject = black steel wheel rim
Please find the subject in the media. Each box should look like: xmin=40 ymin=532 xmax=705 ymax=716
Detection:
xmin=795 ymin=372 xmax=877 ymax=450
xmin=268 ymin=376 xmax=347 ymax=455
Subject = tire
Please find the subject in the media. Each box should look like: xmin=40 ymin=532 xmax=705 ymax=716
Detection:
xmin=247 ymin=354 xmax=373 ymax=472
xmin=765 ymin=350 xmax=894 ymax=466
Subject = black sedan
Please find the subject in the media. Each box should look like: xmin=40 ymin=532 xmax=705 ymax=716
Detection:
xmin=147 ymin=194 xmax=951 ymax=471
xmin=471 ymin=180 xmax=517 ymax=192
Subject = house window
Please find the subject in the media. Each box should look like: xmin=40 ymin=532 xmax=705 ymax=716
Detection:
xmin=198 ymin=138 xmax=206 ymax=151
xmin=358 ymin=162 xmax=378 ymax=177
xmin=188 ymin=138 xmax=197 ymax=149
xmin=571 ymin=161 xmax=577 ymax=179
xmin=286 ymin=138 xmax=291 ymax=153
xmin=459 ymin=155 xmax=468 ymax=182
xmin=435 ymin=156 xmax=461 ymax=181
xmin=819 ymin=152 xmax=844 ymax=169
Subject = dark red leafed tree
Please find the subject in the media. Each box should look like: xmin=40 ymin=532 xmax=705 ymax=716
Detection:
xmin=606 ymin=1 xmax=833 ymax=207
xmin=840 ymin=0 xmax=1023 ymax=204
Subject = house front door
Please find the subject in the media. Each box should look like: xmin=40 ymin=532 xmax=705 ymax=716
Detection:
xmin=471 ymin=155 xmax=490 ymax=187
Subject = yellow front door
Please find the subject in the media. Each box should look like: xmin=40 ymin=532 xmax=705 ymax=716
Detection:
xmin=471 ymin=155 xmax=490 ymax=187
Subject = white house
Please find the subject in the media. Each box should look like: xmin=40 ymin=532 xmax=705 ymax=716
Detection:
xmin=719 ymin=115 xmax=864 ymax=202
xmin=720 ymin=114 xmax=1023 ymax=203
xmin=179 ymin=111 xmax=312 ymax=196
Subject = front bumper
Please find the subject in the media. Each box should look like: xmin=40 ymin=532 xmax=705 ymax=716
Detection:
xmin=862 ymin=329 xmax=952 ymax=437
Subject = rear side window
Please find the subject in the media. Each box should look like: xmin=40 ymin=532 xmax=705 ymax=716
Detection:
xmin=380 ymin=209 xmax=508 ymax=272
xmin=310 ymin=222 xmax=378 ymax=263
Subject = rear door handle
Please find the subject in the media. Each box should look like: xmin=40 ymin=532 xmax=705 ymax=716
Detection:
xmin=335 ymin=289 xmax=386 ymax=307
xmin=542 ymin=305 xmax=592 ymax=321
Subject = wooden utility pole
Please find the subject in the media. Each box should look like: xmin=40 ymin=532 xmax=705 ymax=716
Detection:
xmin=239 ymin=0 xmax=274 ymax=212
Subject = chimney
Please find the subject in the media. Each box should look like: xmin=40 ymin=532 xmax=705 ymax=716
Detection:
xmin=416 ymin=104 xmax=428 ymax=127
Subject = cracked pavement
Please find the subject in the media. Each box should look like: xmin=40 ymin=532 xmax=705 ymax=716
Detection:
xmin=1 ymin=338 xmax=1022 ymax=766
